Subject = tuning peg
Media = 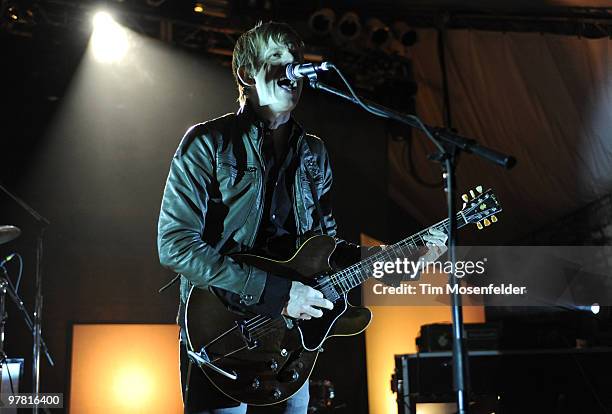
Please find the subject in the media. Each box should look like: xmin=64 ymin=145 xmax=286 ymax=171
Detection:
xmin=462 ymin=194 xmax=469 ymax=202
xmin=469 ymin=190 xmax=476 ymax=199
xmin=491 ymin=215 xmax=498 ymax=223
xmin=477 ymin=222 xmax=483 ymax=230
xmin=476 ymin=185 xmax=483 ymax=193
xmin=483 ymin=218 xmax=491 ymax=227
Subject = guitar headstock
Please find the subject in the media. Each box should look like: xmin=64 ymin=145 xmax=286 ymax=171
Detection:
xmin=460 ymin=186 xmax=502 ymax=230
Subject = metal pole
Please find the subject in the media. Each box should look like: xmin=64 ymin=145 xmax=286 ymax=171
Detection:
xmin=437 ymin=17 xmax=470 ymax=414
xmin=33 ymin=229 xmax=44 ymax=413
xmin=444 ymin=160 xmax=470 ymax=414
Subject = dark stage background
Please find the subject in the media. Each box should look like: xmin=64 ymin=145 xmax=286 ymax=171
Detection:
xmin=0 ymin=22 xmax=408 ymax=413
xmin=2 ymin=1 xmax=612 ymax=413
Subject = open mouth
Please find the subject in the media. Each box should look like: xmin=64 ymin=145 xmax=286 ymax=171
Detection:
xmin=277 ymin=76 xmax=297 ymax=91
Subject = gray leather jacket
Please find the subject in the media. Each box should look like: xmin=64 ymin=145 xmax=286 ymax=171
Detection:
xmin=157 ymin=106 xmax=338 ymax=307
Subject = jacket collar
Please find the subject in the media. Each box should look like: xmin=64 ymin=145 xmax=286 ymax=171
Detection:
xmin=236 ymin=102 xmax=304 ymax=142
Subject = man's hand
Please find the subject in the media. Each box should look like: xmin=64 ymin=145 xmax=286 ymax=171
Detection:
xmin=421 ymin=228 xmax=448 ymax=261
xmin=282 ymin=281 xmax=334 ymax=320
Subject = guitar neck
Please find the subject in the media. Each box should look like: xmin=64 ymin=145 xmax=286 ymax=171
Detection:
xmin=331 ymin=213 xmax=469 ymax=295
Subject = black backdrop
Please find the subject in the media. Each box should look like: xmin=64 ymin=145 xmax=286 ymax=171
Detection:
xmin=0 ymin=24 xmax=419 ymax=413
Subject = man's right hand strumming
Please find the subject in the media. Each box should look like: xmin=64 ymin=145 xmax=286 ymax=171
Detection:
xmin=282 ymin=281 xmax=334 ymax=320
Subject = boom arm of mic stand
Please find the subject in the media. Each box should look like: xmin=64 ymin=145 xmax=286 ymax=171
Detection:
xmin=313 ymin=81 xmax=516 ymax=169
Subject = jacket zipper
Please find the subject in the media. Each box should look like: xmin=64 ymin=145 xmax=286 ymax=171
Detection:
xmin=293 ymin=132 xmax=305 ymax=236
xmin=249 ymin=126 xmax=266 ymax=247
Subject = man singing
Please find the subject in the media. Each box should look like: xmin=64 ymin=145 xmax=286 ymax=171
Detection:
xmin=157 ymin=21 xmax=446 ymax=414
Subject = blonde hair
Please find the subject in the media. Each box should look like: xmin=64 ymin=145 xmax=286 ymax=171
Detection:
xmin=232 ymin=21 xmax=304 ymax=106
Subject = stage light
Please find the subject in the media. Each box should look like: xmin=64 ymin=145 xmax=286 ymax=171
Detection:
xmin=8 ymin=6 xmax=18 ymax=21
xmin=366 ymin=18 xmax=390 ymax=47
xmin=336 ymin=12 xmax=361 ymax=42
xmin=191 ymin=0 xmax=229 ymax=18
xmin=194 ymin=2 xmax=205 ymax=13
xmin=113 ymin=366 xmax=154 ymax=410
xmin=4 ymin=3 xmax=29 ymax=22
xmin=308 ymin=8 xmax=335 ymax=36
xmin=393 ymin=21 xmax=418 ymax=47
xmin=91 ymin=11 xmax=129 ymax=63
xmin=70 ymin=324 xmax=182 ymax=413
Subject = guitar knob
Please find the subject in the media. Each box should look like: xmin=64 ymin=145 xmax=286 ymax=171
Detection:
xmin=491 ymin=215 xmax=498 ymax=223
xmin=477 ymin=222 xmax=483 ymax=230
xmin=476 ymin=185 xmax=483 ymax=193
xmin=251 ymin=378 xmax=260 ymax=390
xmin=461 ymin=194 xmax=469 ymax=202
xmin=269 ymin=359 xmax=278 ymax=371
xmin=272 ymin=389 xmax=282 ymax=400
xmin=280 ymin=369 xmax=299 ymax=382
xmin=483 ymin=218 xmax=491 ymax=227
xmin=280 ymin=348 xmax=288 ymax=357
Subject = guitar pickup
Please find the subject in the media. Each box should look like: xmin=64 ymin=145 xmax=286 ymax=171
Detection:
xmin=315 ymin=275 xmax=340 ymax=302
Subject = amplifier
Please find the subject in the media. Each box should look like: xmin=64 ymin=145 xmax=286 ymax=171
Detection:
xmin=415 ymin=323 xmax=500 ymax=352
xmin=392 ymin=348 xmax=612 ymax=414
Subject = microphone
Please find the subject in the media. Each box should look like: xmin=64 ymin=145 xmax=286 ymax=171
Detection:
xmin=285 ymin=62 xmax=334 ymax=82
xmin=0 ymin=253 xmax=15 ymax=268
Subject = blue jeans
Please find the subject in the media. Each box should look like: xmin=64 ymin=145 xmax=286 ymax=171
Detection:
xmin=202 ymin=382 xmax=310 ymax=414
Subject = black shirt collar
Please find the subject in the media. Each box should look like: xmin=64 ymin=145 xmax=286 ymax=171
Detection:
xmin=236 ymin=102 xmax=304 ymax=141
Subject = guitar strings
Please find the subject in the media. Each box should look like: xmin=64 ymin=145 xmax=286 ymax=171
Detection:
xmin=243 ymin=220 xmax=453 ymax=340
xmin=238 ymin=199 xmax=488 ymax=342
xmin=313 ymin=196 xmax=488 ymax=293
xmin=311 ymin=218 xmax=453 ymax=293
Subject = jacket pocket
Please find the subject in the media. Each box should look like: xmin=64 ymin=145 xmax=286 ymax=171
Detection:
xmin=217 ymin=161 xmax=257 ymax=185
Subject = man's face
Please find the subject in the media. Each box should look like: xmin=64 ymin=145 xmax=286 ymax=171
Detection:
xmin=250 ymin=38 xmax=303 ymax=114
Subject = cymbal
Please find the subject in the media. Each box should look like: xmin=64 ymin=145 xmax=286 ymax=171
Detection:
xmin=0 ymin=225 xmax=21 ymax=245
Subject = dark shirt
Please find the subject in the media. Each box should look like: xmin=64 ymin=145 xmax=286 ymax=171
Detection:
xmin=252 ymin=124 xmax=299 ymax=259
xmin=246 ymin=123 xmax=302 ymax=317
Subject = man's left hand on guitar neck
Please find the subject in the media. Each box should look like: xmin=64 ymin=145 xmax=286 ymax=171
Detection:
xmin=421 ymin=228 xmax=448 ymax=262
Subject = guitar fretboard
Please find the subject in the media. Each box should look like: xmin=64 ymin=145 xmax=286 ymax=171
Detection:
xmin=328 ymin=213 xmax=468 ymax=295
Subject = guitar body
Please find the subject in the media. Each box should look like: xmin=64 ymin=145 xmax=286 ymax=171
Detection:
xmin=184 ymin=186 xmax=502 ymax=406
xmin=185 ymin=235 xmax=372 ymax=406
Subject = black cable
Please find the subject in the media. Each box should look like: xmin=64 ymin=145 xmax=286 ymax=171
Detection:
xmin=0 ymin=355 xmax=15 ymax=394
xmin=14 ymin=253 xmax=23 ymax=293
xmin=2 ymin=254 xmax=23 ymax=297
xmin=329 ymin=65 xmax=447 ymax=155
xmin=403 ymin=132 xmax=445 ymax=188
xmin=330 ymin=64 xmax=445 ymax=188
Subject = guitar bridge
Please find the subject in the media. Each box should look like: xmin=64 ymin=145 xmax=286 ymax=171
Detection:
xmin=236 ymin=320 xmax=260 ymax=350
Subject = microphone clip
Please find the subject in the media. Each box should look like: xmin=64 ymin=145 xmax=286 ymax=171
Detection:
xmin=286 ymin=62 xmax=333 ymax=88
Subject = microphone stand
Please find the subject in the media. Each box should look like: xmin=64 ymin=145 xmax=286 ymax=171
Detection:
xmin=0 ymin=265 xmax=55 ymax=375
xmin=0 ymin=183 xmax=52 ymax=414
xmin=302 ymin=69 xmax=515 ymax=414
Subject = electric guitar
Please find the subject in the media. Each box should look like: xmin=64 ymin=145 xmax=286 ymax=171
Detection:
xmin=185 ymin=186 xmax=501 ymax=405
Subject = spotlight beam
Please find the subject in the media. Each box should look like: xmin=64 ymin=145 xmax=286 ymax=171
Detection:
xmin=91 ymin=11 xmax=129 ymax=63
